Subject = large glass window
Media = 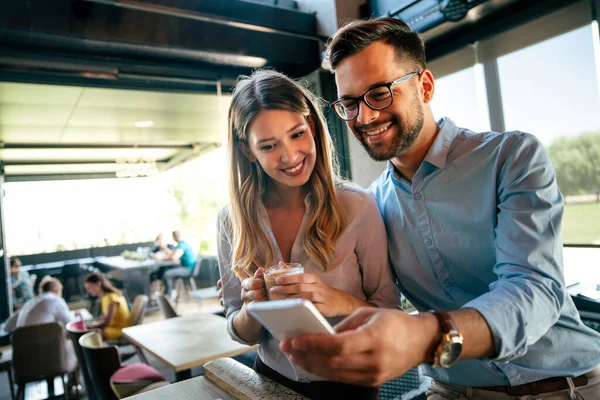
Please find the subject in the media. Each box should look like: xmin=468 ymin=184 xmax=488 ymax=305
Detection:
xmin=4 ymin=147 xmax=228 ymax=256
xmin=430 ymin=65 xmax=491 ymax=133
xmin=498 ymin=24 xmax=600 ymax=245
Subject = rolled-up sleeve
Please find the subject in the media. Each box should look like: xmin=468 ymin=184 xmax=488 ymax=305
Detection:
xmin=355 ymin=192 xmax=400 ymax=309
xmin=216 ymin=207 xmax=264 ymax=345
xmin=463 ymin=133 xmax=565 ymax=362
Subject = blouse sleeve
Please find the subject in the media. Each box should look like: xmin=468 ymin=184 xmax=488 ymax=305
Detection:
xmin=354 ymin=191 xmax=400 ymax=309
xmin=216 ymin=207 xmax=264 ymax=345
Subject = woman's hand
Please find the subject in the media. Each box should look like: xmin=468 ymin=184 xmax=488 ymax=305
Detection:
xmin=270 ymin=273 xmax=366 ymax=317
xmin=240 ymin=267 xmax=267 ymax=305
xmin=234 ymin=268 xmax=267 ymax=342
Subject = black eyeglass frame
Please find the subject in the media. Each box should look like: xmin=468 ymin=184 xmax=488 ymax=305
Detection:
xmin=330 ymin=71 xmax=423 ymax=121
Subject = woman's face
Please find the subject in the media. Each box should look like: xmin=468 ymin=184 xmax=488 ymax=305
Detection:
xmin=83 ymin=281 xmax=102 ymax=297
xmin=242 ymin=109 xmax=317 ymax=190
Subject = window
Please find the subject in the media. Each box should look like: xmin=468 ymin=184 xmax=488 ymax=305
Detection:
xmin=498 ymin=24 xmax=600 ymax=245
xmin=430 ymin=65 xmax=491 ymax=133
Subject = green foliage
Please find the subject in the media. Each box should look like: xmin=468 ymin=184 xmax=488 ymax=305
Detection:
xmin=547 ymin=132 xmax=600 ymax=199
xmin=166 ymin=148 xmax=229 ymax=255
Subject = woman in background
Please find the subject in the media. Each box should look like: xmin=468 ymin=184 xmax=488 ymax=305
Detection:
xmin=83 ymin=272 xmax=131 ymax=340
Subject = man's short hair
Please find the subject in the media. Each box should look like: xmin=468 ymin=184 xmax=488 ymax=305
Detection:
xmin=172 ymin=230 xmax=182 ymax=242
xmin=327 ymin=17 xmax=426 ymax=71
xmin=39 ymin=277 xmax=63 ymax=295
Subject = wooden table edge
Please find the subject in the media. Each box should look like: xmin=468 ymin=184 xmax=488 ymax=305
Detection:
xmin=121 ymin=329 xmax=177 ymax=370
xmin=121 ymin=328 xmax=259 ymax=372
xmin=173 ymin=344 xmax=259 ymax=372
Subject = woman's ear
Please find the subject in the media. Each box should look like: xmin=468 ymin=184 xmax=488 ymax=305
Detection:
xmin=237 ymin=141 xmax=257 ymax=162
xmin=307 ymin=114 xmax=317 ymax=138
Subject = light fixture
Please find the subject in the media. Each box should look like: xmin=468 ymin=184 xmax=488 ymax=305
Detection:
xmin=134 ymin=120 xmax=154 ymax=128
xmin=115 ymin=155 xmax=159 ymax=178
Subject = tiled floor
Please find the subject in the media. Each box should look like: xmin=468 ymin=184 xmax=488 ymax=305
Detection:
xmin=0 ymin=291 xmax=228 ymax=400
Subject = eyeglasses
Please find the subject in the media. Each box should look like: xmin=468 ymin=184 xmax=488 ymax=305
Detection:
xmin=330 ymin=71 xmax=422 ymax=121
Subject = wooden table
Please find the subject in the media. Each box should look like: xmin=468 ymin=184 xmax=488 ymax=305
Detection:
xmin=121 ymin=313 xmax=258 ymax=381
xmin=95 ymin=256 xmax=177 ymax=306
xmin=127 ymin=376 xmax=234 ymax=400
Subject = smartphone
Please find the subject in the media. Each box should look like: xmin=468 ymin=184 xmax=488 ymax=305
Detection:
xmin=246 ymin=299 xmax=335 ymax=342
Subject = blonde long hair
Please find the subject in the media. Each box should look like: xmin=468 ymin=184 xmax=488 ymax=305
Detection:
xmin=226 ymin=70 xmax=347 ymax=280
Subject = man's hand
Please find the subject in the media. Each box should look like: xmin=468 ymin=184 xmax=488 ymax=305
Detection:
xmin=270 ymin=273 xmax=365 ymax=317
xmin=280 ymin=307 xmax=440 ymax=386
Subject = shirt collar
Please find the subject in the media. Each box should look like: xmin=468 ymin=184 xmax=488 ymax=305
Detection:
xmin=385 ymin=116 xmax=459 ymax=174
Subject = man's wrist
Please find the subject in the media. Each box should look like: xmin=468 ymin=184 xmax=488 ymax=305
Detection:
xmin=416 ymin=312 xmax=443 ymax=364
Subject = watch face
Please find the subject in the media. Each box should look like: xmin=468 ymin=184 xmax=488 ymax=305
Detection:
xmin=440 ymin=341 xmax=463 ymax=368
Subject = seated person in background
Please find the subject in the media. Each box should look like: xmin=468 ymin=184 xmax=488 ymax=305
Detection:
xmin=4 ymin=277 xmax=73 ymax=332
xmin=149 ymin=233 xmax=177 ymax=293
xmin=162 ymin=230 xmax=198 ymax=298
xmin=83 ymin=272 xmax=131 ymax=340
xmin=150 ymin=233 xmax=175 ymax=257
xmin=10 ymin=256 xmax=34 ymax=310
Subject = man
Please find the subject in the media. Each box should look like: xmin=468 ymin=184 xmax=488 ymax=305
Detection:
xmin=280 ymin=18 xmax=600 ymax=399
xmin=4 ymin=277 xmax=80 ymax=395
xmin=162 ymin=230 xmax=198 ymax=298
xmin=4 ymin=277 xmax=73 ymax=331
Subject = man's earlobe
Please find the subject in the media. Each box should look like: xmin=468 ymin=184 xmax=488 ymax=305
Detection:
xmin=422 ymin=70 xmax=435 ymax=103
xmin=237 ymin=142 xmax=257 ymax=162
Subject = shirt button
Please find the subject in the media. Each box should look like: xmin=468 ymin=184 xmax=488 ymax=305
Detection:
xmin=444 ymin=279 xmax=453 ymax=287
xmin=425 ymin=238 xmax=432 ymax=246
xmin=414 ymin=194 xmax=422 ymax=200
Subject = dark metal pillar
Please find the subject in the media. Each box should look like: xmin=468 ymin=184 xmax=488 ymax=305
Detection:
xmin=0 ymin=162 xmax=12 ymax=334
xmin=319 ymin=70 xmax=352 ymax=180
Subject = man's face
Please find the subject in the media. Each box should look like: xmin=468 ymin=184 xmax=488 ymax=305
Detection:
xmin=334 ymin=41 xmax=425 ymax=161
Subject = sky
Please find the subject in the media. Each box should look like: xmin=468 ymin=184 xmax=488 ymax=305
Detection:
xmin=431 ymin=24 xmax=600 ymax=146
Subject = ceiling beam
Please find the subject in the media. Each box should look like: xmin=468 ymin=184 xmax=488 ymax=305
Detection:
xmin=0 ymin=143 xmax=194 ymax=149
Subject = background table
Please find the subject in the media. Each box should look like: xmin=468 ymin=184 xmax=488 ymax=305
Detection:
xmin=95 ymin=256 xmax=177 ymax=306
xmin=122 ymin=313 xmax=258 ymax=381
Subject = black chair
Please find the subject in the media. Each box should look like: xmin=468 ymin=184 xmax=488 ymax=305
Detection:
xmin=380 ymin=368 xmax=431 ymax=400
xmin=0 ymin=348 xmax=15 ymax=400
xmin=79 ymin=332 xmax=168 ymax=400
xmin=66 ymin=321 xmax=97 ymax=400
xmin=156 ymin=294 xmax=178 ymax=319
xmin=12 ymin=322 xmax=79 ymax=400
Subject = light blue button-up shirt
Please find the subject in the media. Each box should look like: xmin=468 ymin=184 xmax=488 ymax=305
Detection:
xmin=370 ymin=117 xmax=600 ymax=387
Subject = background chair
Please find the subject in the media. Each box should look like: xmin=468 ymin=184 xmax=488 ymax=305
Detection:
xmin=156 ymin=294 xmax=178 ymax=319
xmin=0 ymin=348 xmax=15 ymax=400
xmin=129 ymin=294 xmax=148 ymax=328
xmin=173 ymin=258 xmax=203 ymax=301
xmin=66 ymin=320 xmax=97 ymax=400
xmin=12 ymin=322 xmax=79 ymax=400
xmin=79 ymin=331 xmax=168 ymax=399
xmin=379 ymin=367 xmax=431 ymax=400
xmin=106 ymin=294 xmax=149 ymax=364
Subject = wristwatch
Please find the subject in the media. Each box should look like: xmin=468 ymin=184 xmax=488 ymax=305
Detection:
xmin=431 ymin=310 xmax=463 ymax=368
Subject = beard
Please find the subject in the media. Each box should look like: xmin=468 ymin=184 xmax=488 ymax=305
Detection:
xmin=353 ymin=96 xmax=425 ymax=161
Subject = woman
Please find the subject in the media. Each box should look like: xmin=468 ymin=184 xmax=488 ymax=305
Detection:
xmin=10 ymin=256 xmax=34 ymax=310
xmin=83 ymin=272 xmax=131 ymax=340
xmin=218 ymin=70 xmax=398 ymax=400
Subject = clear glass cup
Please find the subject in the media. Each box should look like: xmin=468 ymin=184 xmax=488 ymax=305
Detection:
xmin=263 ymin=262 xmax=304 ymax=301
